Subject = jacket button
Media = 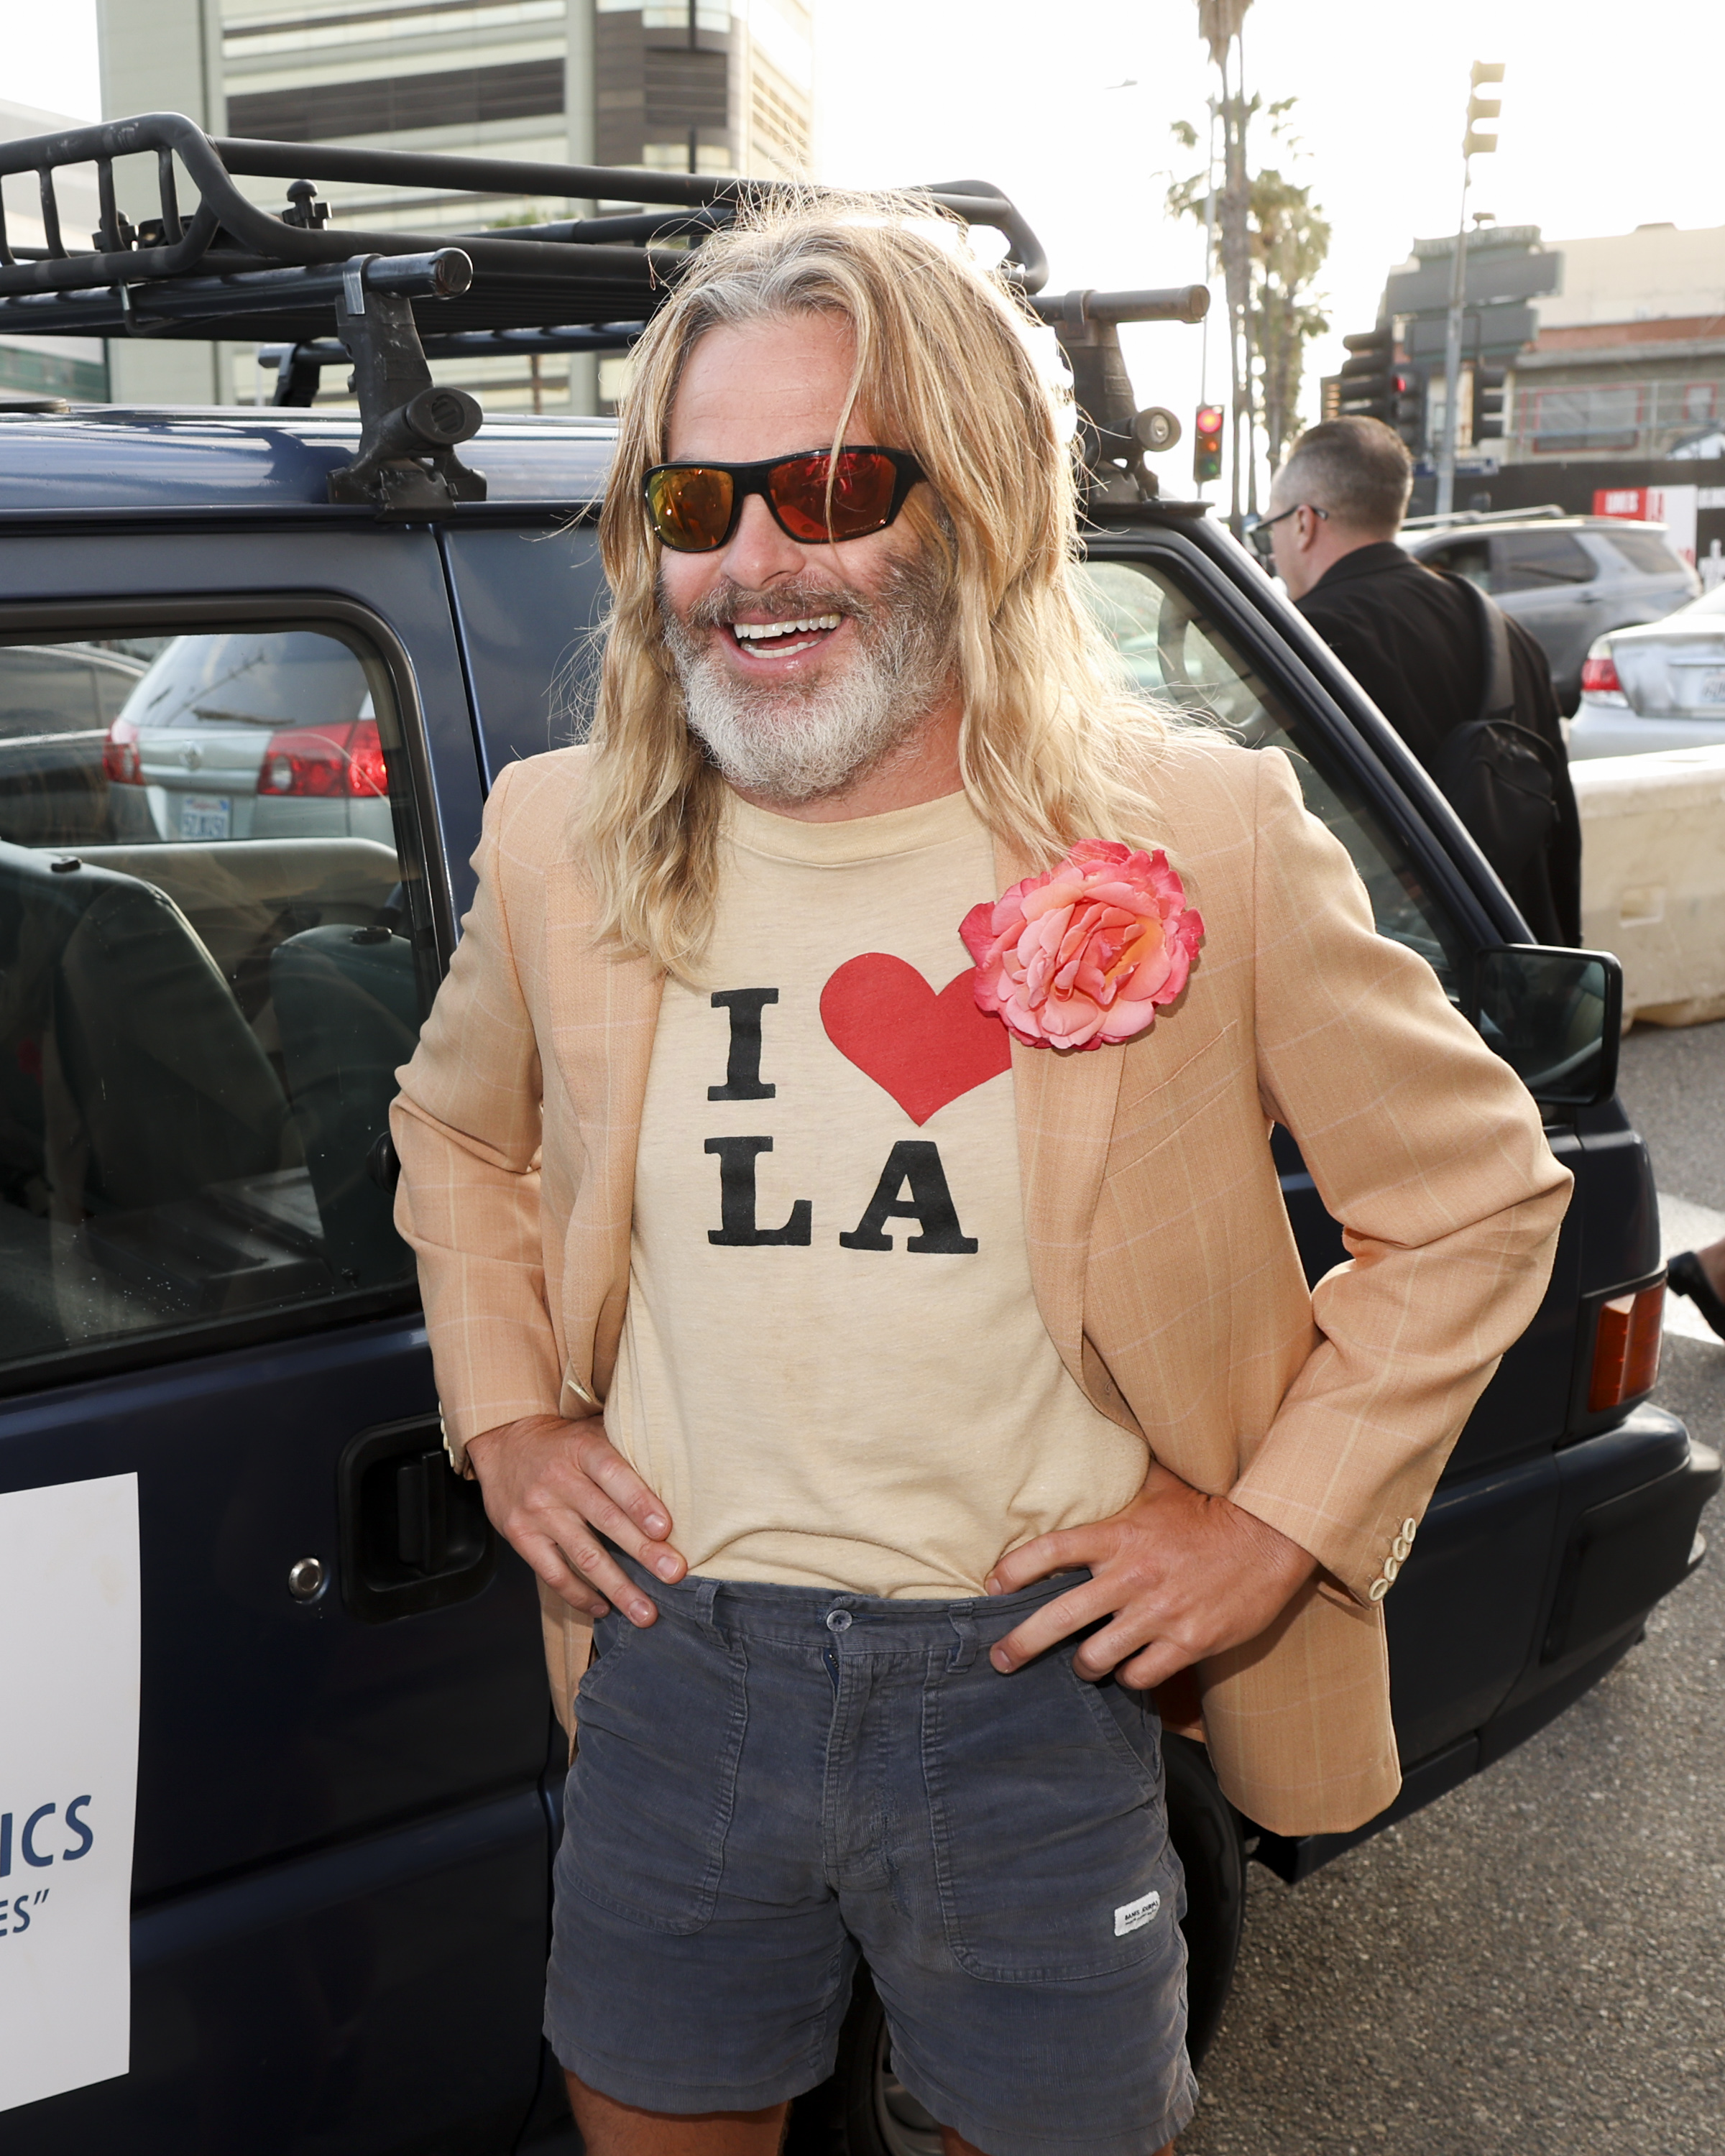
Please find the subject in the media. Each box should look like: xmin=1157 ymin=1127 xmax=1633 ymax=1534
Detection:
xmin=1393 ymin=1534 xmax=1412 ymax=1562
xmin=1384 ymin=1554 xmax=1402 ymax=1582
xmin=1368 ymin=1577 xmax=1391 ymax=1602
xmin=1402 ymin=1516 xmax=1418 ymax=1541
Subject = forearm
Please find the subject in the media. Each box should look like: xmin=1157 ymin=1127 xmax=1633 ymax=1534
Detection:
xmin=1244 ymin=747 xmax=1573 ymax=1596
xmin=392 ymin=1092 xmax=564 ymax=1464
xmin=392 ymin=759 xmax=563 ymax=1466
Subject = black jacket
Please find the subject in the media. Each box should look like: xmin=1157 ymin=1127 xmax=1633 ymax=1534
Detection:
xmin=1296 ymin=541 xmax=1582 ymax=946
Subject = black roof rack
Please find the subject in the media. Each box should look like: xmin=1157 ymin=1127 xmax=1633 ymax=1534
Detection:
xmin=0 ymin=114 xmax=1208 ymax=517
xmin=0 ymin=112 xmax=1049 ymax=343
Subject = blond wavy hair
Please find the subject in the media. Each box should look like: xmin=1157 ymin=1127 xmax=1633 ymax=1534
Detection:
xmin=580 ymin=191 xmax=1172 ymax=979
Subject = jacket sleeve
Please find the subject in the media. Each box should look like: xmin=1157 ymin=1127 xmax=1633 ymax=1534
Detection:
xmin=390 ymin=760 xmax=564 ymax=1470
xmin=1227 ymin=747 xmax=1574 ymax=1601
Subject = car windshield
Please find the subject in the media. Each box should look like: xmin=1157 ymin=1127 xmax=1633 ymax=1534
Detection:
xmin=120 ymin=632 xmax=373 ymax=731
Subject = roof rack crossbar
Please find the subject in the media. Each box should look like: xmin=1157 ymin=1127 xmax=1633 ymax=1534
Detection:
xmin=89 ymin=249 xmax=474 ymax=335
xmin=0 ymin=115 xmax=1051 ymax=321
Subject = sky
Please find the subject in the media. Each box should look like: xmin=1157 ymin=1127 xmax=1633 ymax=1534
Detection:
xmin=7 ymin=0 xmax=1724 ymax=464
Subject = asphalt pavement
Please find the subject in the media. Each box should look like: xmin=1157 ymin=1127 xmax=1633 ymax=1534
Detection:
xmin=1179 ymin=1019 xmax=1725 ymax=2156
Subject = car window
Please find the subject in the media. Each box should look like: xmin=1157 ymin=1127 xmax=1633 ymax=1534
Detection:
xmin=1492 ymin=531 xmax=1596 ymax=591
xmin=0 ymin=621 xmax=439 ymax=1377
xmin=1420 ymin=538 xmax=1492 ymax=589
xmin=1079 ymin=558 xmax=1469 ymax=1000
xmin=0 ymin=644 xmax=151 ymax=741
xmin=1598 ymin=528 xmax=1685 ymax=578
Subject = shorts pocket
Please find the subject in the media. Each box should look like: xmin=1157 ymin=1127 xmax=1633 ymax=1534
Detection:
xmin=562 ymin=1611 xmax=749 ymax=1936
xmin=924 ymin=1648 xmax=1178 ymax=1983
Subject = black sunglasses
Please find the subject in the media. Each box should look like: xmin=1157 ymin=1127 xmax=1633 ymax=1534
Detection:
xmin=1247 ymin=502 xmax=1329 ymax=561
xmin=643 ymin=446 xmax=925 ymax=553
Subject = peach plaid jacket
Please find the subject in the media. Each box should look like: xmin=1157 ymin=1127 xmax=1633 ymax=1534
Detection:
xmin=392 ymin=735 xmax=1571 ymax=1837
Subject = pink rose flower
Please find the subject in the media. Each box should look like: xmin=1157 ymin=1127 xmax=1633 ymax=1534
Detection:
xmin=960 ymin=840 xmax=1204 ymax=1051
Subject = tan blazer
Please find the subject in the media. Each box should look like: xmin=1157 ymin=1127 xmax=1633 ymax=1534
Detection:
xmin=392 ymin=734 xmax=1571 ymax=1837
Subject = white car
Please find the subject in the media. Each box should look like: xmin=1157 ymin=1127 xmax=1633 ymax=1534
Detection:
xmin=103 ymin=629 xmax=395 ymax=842
xmin=1568 ymin=582 xmax=1725 ymax=757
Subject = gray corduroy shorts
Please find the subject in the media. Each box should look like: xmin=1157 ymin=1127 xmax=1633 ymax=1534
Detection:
xmin=545 ymin=1548 xmax=1197 ymax=2156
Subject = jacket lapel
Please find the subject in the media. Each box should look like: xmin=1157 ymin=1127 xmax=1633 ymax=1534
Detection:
xmin=993 ymin=832 xmax=1127 ymax=1414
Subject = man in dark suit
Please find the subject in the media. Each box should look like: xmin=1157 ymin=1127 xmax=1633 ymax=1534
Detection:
xmin=1264 ymin=416 xmax=1581 ymax=946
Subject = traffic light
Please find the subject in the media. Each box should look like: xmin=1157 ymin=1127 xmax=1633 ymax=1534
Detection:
xmin=1392 ymin=366 xmax=1425 ymax=451
xmin=1192 ymin=403 xmax=1224 ymax=484
xmin=1465 ymin=60 xmax=1504 ymax=157
xmin=1337 ymin=328 xmax=1395 ymax=425
xmin=1473 ymin=365 xmax=1507 ymax=441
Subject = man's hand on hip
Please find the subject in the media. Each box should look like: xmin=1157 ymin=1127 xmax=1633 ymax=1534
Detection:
xmin=464 ymin=1414 xmax=685 ymax=1624
xmin=984 ymin=1460 xmax=1317 ymax=1689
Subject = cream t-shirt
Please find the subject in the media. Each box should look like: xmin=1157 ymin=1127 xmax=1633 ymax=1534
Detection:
xmin=604 ymin=786 xmax=1149 ymax=1597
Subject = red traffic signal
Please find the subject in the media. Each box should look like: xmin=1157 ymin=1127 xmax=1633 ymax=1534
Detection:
xmin=1193 ymin=404 xmax=1225 ymax=484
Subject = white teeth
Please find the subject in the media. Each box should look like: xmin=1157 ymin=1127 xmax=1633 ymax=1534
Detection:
xmin=731 ymin=614 xmax=842 ymax=642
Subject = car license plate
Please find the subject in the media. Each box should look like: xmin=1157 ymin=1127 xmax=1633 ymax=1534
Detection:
xmin=180 ymin=793 xmax=231 ymax=839
xmin=1696 ymin=669 xmax=1725 ymax=711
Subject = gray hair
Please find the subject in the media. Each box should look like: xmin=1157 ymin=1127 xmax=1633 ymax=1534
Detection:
xmin=1272 ymin=416 xmax=1413 ymax=535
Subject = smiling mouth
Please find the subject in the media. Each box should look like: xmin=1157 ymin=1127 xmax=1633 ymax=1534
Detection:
xmin=727 ymin=613 xmax=844 ymax=659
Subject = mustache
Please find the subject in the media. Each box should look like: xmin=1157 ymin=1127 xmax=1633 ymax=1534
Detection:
xmin=679 ymin=576 xmax=875 ymax=633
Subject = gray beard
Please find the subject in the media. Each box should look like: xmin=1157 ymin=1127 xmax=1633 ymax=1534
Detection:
xmin=658 ymin=553 xmax=955 ymax=806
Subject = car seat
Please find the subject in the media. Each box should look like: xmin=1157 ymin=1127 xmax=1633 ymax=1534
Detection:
xmin=0 ymin=839 xmax=304 ymax=1328
xmin=269 ymin=921 xmax=421 ymax=1289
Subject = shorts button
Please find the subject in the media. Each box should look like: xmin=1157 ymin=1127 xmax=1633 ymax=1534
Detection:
xmin=825 ymin=1608 xmax=853 ymax=1632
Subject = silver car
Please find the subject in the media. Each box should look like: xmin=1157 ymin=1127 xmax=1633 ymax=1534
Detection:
xmin=104 ymin=629 xmax=395 ymax=844
xmin=1568 ymin=581 xmax=1725 ymax=757
xmin=1404 ymin=515 xmax=1698 ymax=714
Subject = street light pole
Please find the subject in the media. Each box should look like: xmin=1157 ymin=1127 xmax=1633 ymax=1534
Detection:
xmin=1435 ymin=61 xmax=1502 ymax=520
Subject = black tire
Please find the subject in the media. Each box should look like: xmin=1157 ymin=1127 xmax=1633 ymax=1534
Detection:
xmin=788 ymin=1736 xmax=1246 ymax=2154
xmin=1161 ymin=1733 xmax=1246 ymax=2064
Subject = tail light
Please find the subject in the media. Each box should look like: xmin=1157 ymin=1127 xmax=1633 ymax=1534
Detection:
xmin=103 ymin=715 xmax=143 ymax=784
xmin=257 ymin=718 xmax=387 ymax=799
xmin=1588 ymin=1282 xmax=1664 ymax=1413
xmin=1579 ymin=649 xmax=1625 ymax=701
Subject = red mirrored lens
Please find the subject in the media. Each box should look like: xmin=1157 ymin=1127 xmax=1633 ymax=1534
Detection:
xmin=647 ymin=465 xmax=735 ymax=550
xmin=770 ymin=451 xmax=899 ymax=543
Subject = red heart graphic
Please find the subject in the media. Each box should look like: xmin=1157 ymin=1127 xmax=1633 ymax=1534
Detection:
xmin=819 ymin=954 xmax=1011 ymax=1125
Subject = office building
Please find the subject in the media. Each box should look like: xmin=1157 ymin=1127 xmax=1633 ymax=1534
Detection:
xmin=1 ymin=99 xmax=110 ymax=404
xmin=94 ymin=0 xmax=815 ymax=407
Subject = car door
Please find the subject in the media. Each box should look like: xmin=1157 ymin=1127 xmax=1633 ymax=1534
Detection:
xmin=1077 ymin=540 xmax=1579 ymax=1769
xmin=1489 ymin=528 xmax=1601 ymax=702
xmin=0 ymin=528 xmax=551 ymax=2155
xmin=437 ymin=520 xmax=610 ymax=778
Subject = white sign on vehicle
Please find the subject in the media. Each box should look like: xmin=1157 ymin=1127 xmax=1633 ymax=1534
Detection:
xmin=0 ymin=1474 xmax=140 ymax=2115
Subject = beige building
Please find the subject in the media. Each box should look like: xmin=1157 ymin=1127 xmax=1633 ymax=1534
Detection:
xmin=1507 ymin=221 xmax=1725 ymax=463
xmin=93 ymin=0 xmax=814 ymax=408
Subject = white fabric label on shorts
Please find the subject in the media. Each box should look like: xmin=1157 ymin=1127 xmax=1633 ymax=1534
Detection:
xmin=1113 ymin=1889 xmax=1162 ymax=1937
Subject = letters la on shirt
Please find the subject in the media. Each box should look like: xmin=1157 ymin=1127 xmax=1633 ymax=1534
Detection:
xmin=605 ymin=788 xmax=1147 ymax=1599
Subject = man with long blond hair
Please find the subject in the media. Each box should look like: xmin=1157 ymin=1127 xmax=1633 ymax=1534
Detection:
xmin=392 ymin=195 xmax=1570 ymax=2156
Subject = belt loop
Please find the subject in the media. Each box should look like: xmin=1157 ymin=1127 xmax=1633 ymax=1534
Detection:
xmin=945 ymin=1611 xmax=978 ymax=1672
xmin=691 ymin=1576 xmax=722 ymax=1632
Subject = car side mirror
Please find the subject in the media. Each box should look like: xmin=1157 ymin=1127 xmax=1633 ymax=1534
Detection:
xmin=1468 ymin=946 xmax=1623 ymax=1109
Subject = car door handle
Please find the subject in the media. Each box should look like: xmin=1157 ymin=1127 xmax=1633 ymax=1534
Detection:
xmin=338 ymin=1415 xmax=497 ymax=1621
